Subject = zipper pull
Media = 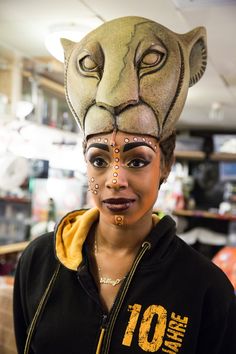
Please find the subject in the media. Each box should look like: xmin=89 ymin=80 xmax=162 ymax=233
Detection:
xmin=102 ymin=314 xmax=108 ymax=328
xmin=96 ymin=315 xmax=108 ymax=354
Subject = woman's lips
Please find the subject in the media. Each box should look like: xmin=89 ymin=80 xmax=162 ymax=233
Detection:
xmin=102 ymin=198 xmax=135 ymax=212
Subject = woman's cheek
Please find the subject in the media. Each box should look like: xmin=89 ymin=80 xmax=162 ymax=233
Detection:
xmin=87 ymin=165 xmax=100 ymax=196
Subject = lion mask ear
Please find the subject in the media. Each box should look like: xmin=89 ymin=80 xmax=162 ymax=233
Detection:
xmin=60 ymin=38 xmax=76 ymax=62
xmin=181 ymin=26 xmax=207 ymax=87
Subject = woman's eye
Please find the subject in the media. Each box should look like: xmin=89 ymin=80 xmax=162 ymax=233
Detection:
xmin=127 ymin=159 xmax=150 ymax=168
xmin=90 ymin=157 xmax=108 ymax=168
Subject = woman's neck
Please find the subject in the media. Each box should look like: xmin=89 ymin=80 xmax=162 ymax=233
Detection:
xmin=96 ymin=212 xmax=154 ymax=255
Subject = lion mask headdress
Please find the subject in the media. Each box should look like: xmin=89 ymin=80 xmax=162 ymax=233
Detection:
xmin=61 ymin=16 xmax=207 ymax=141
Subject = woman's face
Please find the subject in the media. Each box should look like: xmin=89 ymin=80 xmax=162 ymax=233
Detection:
xmin=85 ymin=132 xmax=164 ymax=226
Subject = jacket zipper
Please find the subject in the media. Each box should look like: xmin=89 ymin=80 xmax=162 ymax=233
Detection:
xmin=97 ymin=241 xmax=151 ymax=354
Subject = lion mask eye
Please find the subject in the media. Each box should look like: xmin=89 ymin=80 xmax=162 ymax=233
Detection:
xmin=139 ymin=45 xmax=167 ymax=78
xmin=141 ymin=51 xmax=163 ymax=67
xmin=79 ymin=55 xmax=98 ymax=72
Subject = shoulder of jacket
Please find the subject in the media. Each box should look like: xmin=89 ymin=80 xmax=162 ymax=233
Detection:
xmin=19 ymin=232 xmax=55 ymax=269
xmin=176 ymin=236 xmax=235 ymax=295
xmin=23 ymin=232 xmax=53 ymax=253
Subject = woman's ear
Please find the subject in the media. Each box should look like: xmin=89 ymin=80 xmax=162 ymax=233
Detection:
xmin=159 ymin=153 xmax=175 ymax=187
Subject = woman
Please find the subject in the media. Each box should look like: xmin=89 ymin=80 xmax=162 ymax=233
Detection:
xmin=14 ymin=16 xmax=236 ymax=354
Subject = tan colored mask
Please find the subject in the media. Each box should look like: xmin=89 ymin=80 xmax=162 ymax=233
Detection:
xmin=62 ymin=16 xmax=207 ymax=140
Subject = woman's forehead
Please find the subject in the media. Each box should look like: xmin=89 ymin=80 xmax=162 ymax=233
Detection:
xmin=86 ymin=132 xmax=159 ymax=151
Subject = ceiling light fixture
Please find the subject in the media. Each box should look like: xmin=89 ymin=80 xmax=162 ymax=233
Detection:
xmin=45 ymin=19 xmax=102 ymax=62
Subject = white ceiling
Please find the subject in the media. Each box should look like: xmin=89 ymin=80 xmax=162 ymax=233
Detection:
xmin=0 ymin=0 xmax=236 ymax=131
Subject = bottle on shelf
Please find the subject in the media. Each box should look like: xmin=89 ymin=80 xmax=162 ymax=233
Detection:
xmin=46 ymin=197 xmax=56 ymax=232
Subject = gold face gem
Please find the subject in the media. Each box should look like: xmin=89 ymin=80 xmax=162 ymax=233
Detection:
xmin=115 ymin=215 xmax=124 ymax=225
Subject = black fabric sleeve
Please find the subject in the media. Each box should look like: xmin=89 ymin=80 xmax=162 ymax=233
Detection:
xmin=13 ymin=256 xmax=32 ymax=354
xmin=13 ymin=233 xmax=56 ymax=354
xmin=196 ymin=275 xmax=236 ymax=354
xmin=218 ymin=295 xmax=236 ymax=353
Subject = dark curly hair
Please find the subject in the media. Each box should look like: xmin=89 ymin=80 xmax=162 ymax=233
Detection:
xmin=159 ymin=131 xmax=176 ymax=186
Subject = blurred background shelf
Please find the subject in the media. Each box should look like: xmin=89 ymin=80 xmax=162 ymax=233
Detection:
xmin=175 ymin=150 xmax=205 ymax=160
xmin=0 ymin=241 xmax=29 ymax=256
xmin=173 ymin=209 xmax=236 ymax=221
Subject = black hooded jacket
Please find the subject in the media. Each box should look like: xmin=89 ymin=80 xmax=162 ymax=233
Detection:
xmin=14 ymin=208 xmax=236 ymax=354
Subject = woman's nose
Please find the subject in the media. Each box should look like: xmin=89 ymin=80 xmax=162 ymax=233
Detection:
xmin=105 ymin=166 xmax=128 ymax=190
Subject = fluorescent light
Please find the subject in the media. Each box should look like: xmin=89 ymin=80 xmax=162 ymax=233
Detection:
xmin=172 ymin=0 xmax=235 ymax=8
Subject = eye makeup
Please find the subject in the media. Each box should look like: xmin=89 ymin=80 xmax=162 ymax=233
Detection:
xmin=123 ymin=141 xmax=156 ymax=152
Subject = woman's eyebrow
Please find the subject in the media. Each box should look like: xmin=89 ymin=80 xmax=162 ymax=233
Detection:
xmin=86 ymin=143 xmax=109 ymax=152
xmin=123 ymin=142 xmax=155 ymax=152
